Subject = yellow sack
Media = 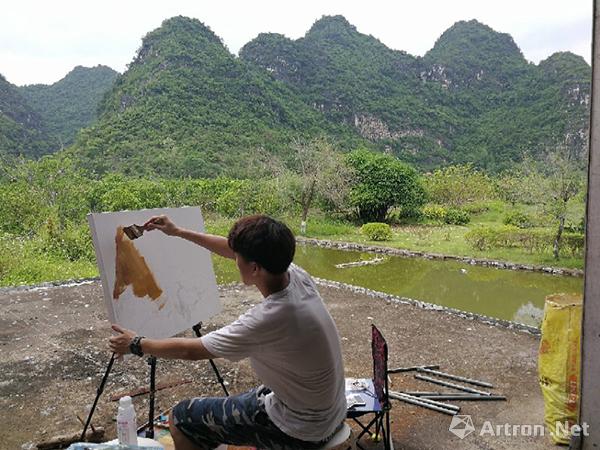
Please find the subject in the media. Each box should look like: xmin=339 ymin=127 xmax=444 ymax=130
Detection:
xmin=538 ymin=293 xmax=582 ymax=445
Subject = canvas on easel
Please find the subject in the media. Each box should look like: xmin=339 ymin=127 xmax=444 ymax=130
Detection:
xmin=88 ymin=207 xmax=221 ymax=339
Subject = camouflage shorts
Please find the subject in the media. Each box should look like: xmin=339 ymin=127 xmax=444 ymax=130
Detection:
xmin=172 ymin=385 xmax=332 ymax=450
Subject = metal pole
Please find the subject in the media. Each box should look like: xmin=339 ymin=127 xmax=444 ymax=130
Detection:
xmin=580 ymin=1 xmax=600 ymax=448
xmin=192 ymin=322 xmax=229 ymax=396
xmin=390 ymin=391 xmax=460 ymax=411
xmin=80 ymin=353 xmax=115 ymax=441
xmin=389 ymin=392 xmax=457 ymax=415
xmin=414 ymin=374 xmax=492 ymax=396
xmin=416 ymin=368 xmax=494 ymax=388
xmin=146 ymin=356 xmax=157 ymax=439
xmin=418 ymin=394 xmax=506 ymax=401
xmin=387 ymin=365 xmax=439 ymax=374
xmin=401 ymin=391 xmax=446 ymax=396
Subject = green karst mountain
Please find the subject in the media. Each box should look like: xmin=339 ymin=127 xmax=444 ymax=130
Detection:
xmin=242 ymin=17 xmax=590 ymax=171
xmin=0 ymin=65 xmax=118 ymax=158
xmin=0 ymin=15 xmax=591 ymax=175
xmin=422 ymin=19 xmax=530 ymax=90
xmin=424 ymin=22 xmax=590 ymax=169
xmin=19 ymin=65 xmax=118 ymax=147
xmin=0 ymin=73 xmax=57 ymax=157
xmin=72 ymin=16 xmax=359 ymax=178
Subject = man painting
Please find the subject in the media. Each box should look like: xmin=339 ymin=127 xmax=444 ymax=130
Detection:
xmin=109 ymin=214 xmax=346 ymax=449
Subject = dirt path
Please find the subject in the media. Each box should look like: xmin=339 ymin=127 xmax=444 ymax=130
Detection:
xmin=1 ymin=279 xmax=552 ymax=449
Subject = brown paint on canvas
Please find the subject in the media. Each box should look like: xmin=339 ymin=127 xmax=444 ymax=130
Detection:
xmin=113 ymin=227 xmax=164 ymax=307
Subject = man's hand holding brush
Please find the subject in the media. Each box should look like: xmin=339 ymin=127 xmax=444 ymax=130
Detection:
xmin=144 ymin=215 xmax=180 ymax=236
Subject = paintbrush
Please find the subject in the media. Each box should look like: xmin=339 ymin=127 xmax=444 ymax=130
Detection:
xmin=123 ymin=224 xmax=146 ymax=240
xmin=124 ymin=217 xmax=165 ymax=240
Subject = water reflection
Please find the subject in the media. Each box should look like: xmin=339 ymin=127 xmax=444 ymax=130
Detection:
xmin=513 ymin=302 xmax=545 ymax=327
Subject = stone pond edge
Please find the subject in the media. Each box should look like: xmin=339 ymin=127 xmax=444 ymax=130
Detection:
xmin=297 ymin=237 xmax=583 ymax=278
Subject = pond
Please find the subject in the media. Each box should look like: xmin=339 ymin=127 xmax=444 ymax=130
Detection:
xmin=212 ymin=243 xmax=584 ymax=327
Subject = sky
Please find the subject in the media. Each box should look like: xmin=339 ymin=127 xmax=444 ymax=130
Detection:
xmin=1 ymin=0 xmax=593 ymax=86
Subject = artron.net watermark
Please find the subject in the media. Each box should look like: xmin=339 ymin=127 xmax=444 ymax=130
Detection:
xmin=449 ymin=415 xmax=590 ymax=440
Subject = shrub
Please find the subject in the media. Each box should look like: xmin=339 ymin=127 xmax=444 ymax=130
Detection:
xmin=0 ymin=182 xmax=49 ymax=234
xmin=214 ymin=179 xmax=252 ymax=216
xmin=361 ymin=222 xmax=393 ymax=241
xmin=58 ymin=223 xmax=96 ymax=261
xmin=463 ymin=201 xmax=491 ymax=215
xmin=563 ymin=233 xmax=585 ymax=257
xmin=91 ymin=176 xmax=289 ymax=218
xmin=503 ymin=211 xmax=533 ymax=229
xmin=464 ymin=226 xmax=584 ymax=256
xmin=214 ymin=178 xmax=288 ymax=217
xmin=465 ymin=226 xmax=547 ymax=253
xmin=565 ymin=217 xmax=585 ymax=234
xmin=422 ymin=204 xmax=447 ymax=223
xmin=386 ymin=207 xmax=423 ymax=225
xmin=445 ymin=208 xmax=470 ymax=225
xmin=424 ymin=164 xmax=496 ymax=207
xmin=422 ymin=205 xmax=470 ymax=225
xmin=464 ymin=226 xmax=500 ymax=251
xmin=38 ymin=217 xmax=95 ymax=262
xmin=347 ymin=149 xmax=426 ymax=222
xmin=0 ymin=234 xmax=97 ymax=287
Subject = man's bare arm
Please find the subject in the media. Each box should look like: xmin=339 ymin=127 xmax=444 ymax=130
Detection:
xmin=173 ymin=228 xmax=235 ymax=260
xmin=140 ymin=336 xmax=215 ymax=360
xmin=144 ymin=215 xmax=235 ymax=259
xmin=109 ymin=324 xmax=216 ymax=360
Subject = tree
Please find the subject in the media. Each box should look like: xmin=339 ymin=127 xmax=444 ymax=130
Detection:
xmin=544 ymin=151 xmax=585 ymax=260
xmin=517 ymin=149 xmax=585 ymax=259
xmin=284 ymin=138 xmax=355 ymax=234
xmin=495 ymin=170 xmax=532 ymax=206
xmin=346 ymin=149 xmax=426 ymax=222
xmin=425 ymin=164 xmax=495 ymax=207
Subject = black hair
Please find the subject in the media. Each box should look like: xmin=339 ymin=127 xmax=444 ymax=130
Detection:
xmin=227 ymin=215 xmax=295 ymax=274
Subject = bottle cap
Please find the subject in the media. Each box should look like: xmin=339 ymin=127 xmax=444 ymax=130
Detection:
xmin=119 ymin=396 xmax=133 ymax=407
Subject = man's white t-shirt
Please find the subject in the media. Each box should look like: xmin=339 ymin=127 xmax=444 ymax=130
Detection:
xmin=201 ymin=263 xmax=346 ymax=442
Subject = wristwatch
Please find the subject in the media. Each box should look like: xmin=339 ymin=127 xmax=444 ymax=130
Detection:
xmin=129 ymin=336 xmax=145 ymax=357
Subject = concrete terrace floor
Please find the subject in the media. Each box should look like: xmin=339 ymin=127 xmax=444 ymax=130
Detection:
xmin=0 ymin=279 xmax=553 ymax=449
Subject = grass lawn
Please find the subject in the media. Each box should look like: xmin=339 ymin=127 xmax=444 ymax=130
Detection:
xmin=300 ymin=223 xmax=583 ymax=269
xmin=283 ymin=202 xmax=584 ymax=270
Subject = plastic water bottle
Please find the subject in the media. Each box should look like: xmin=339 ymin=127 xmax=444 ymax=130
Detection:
xmin=117 ymin=396 xmax=138 ymax=446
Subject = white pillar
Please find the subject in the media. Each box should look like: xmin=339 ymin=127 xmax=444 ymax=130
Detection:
xmin=580 ymin=2 xmax=600 ymax=448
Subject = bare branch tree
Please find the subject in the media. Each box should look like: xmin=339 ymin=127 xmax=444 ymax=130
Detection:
xmin=517 ymin=147 xmax=585 ymax=259
xmin=286 ymin=138 xmax=355 ymax=234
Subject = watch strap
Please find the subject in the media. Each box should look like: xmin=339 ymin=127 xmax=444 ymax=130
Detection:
xmin=129 ymin=335 xmax=145 ymax=357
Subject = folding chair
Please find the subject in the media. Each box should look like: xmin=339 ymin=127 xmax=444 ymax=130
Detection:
xmin=346 ymin=324 xmax=392 ymax=450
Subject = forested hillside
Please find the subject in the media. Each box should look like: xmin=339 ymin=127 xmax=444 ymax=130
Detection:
xmin=71 ymin=16 xmax=365 ymax=177
xmin=19 ymin=65 xmax=118 ymax=147
xmin=241 ymin=17 xmax=590 ymax=171
xmin=1 ymin=15 xmax=590 ymax=174
xmin=0 ymin=65 xmax=117 ymax=158
xmin=0 ymin=74 xmax=57 ymax=157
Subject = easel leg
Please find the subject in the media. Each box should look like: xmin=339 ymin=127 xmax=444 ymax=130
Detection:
xmin=80 ymin=353 xmax=116 ymax=441
xmin=192 ymin=322 xmax=229 ymax=396
xmin=146 ymin=356 xmax=157 ymax=439
xmin=385 ymin=408 xmax=391 ymax=450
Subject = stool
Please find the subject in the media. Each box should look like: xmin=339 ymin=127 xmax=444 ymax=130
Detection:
xmin=317 ymin=422 xmax=354 ymax=450
xmin=215 ymin=423 xmax=354 ymax=450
